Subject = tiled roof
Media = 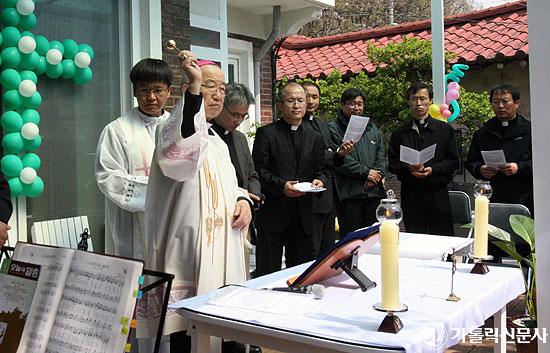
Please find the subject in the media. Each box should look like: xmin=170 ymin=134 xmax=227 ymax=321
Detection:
xmin=276 ymin=0 xmax=528 ymax=79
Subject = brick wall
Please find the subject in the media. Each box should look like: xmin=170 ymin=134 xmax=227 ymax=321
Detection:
xmin=161 ymin=0 xmax=190 ymax=109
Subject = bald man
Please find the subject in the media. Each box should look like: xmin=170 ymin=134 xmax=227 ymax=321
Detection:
xmin=142 ymin=55 xmax=252 ymax=352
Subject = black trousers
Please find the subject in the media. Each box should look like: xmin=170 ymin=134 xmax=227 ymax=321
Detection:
xmin=316 ymin=209 xmax=336 ymax=256
xmin=401 ymin=186 xmax=454 ymax=236
xmin=337 ymin=197 xmax=381 ymax=238
xmin=255 ymin=213 xmax=319 ymax=277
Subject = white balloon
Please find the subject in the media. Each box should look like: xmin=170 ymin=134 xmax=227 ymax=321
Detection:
xmin=16 ymin=0 xmax=35 ymax=15
xmin=20 ymin=167 xmax=37 ymax=184
xmin=74 ymin=52 xmax=91 ymax=68
xmin=46 ymin=49 xmax=63 ymax=65
xmin=19 ymin=80 xmax=37 ymax=98
xmin=21 ymin=122 xmax=39 ymax=140
xmin=18 ymin=36 xmax=36 ymax=54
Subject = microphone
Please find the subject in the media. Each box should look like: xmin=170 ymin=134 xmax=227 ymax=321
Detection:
xmin=268 ymin=284 xmax=325 ymax=299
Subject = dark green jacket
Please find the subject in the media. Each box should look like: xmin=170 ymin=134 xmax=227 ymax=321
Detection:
xmin=329 ymin=111 xmax=387 ymax=201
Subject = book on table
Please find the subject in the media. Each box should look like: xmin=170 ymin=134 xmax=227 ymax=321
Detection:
xmin=9 ymin=242 xmax=143 ymax=353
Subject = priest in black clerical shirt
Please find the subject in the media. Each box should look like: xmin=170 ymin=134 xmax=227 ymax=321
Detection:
xmin=211 ymin=82 xmax=261 ymax=200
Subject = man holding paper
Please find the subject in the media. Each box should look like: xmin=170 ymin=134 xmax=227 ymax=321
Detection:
xmin=329 ymin=88 xmax=387 ymax=237
xmin=252 ymin=82 xmax=327 ymax=275
xmin=388 ymin=82 xmax=459 ymax=235
xmin=465 ymin=84 xmax=533 ymax=215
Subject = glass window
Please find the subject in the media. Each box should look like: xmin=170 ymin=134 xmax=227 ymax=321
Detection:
xmin=190 ymin=26 xmax=221 ymax=49
xmin=26 ymin=1 xmax=126 ymax=251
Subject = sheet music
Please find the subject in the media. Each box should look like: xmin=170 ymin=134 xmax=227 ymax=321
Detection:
xmin=399 ymin=143 xmax=437 ymax=165
xmin=481 ymin=150 xmax=507 ymax=168
xmin=14 ymin=246 xmax=73 ymax=353
xmin=342 ymin=115 xmax=370 ymax=143
xmin=13 ymin=244 xmax=143 ymax=353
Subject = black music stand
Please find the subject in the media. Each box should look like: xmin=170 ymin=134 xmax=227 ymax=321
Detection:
xmin=140 ymin=269 xmax=175 ymax=353
xmin=287 ymin=224 xmax=379 ymax=291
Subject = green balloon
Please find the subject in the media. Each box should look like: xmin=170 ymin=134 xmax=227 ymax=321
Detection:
xmin=63 ymin=39 xmax=78 ymax=59
xmin=1 ymin=8 xmax=20 ymax=27
xmin=35 ymin=56 xmax=46 ymax=75
xmin=78 ymin=43 xmax=94 ymax=59
xmin=1 ymin=154 xmax=23 ymax=177
xmin=21 ymin=109 xmax=40 ymax=124
xmin=20 ymin=51 xmax=39 ymax=70
xmin=24 ymin=176 xmax=44 ymax=198
xmin=21 ymin=31 xmax=35 ymax=39
xmin=20 ymin=70 xmax=37 ymax=83
xmin=1 ymin=0 xmax=18 ymax=7
xmin=22 ymin=91 xmax=41 ymax=109
xmin=46 ymin=63 xmax=63 ymax=79
xmin=21 ymin=153 xmax=41 ymax=170
xmin=35 ymin=35 xmax=49 ymax=55
xmin=1 ymin=110 xmax=23 ymax=131
xmin=0 ymin=47 xmax=21 ymax=68
xmin=61 ymin=59 xmax=75 ymax=79
xmin=0 ymin=68 xmax=21 ymax=89
xmin=3 ymin=89 xmax=22 ymax=109
xmin=2 ymin=132 xmax=25 ymax=153
xmin=7 ymin=177 xmax=23 ymax=197
xmin=19 ymin=13 xmax=37 ymax=31
xmin=74 ymin=67 xmax=93 ymax=85
xmin=23 ymin=134 xmax=41 ymax=151
xmin=1 ymin=26 xmax=20 ymax=47
xmin=49 ymin=40 xmax=64 ymax=54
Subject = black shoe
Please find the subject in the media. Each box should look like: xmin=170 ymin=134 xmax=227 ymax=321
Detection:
xmin=249 ymin=345 xmax=262 ymax=353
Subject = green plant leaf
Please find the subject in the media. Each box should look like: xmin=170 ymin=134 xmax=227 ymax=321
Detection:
xmin=486 ymin=224 xmax=512 ymax=242
xmin=510 ymin=215 xmax=535 ymax=251
xmin=493 ymin=241 xmax=522 ymax=264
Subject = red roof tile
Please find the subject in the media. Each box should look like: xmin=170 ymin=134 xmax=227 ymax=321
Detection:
xmin=277 ymin=0 xmax=528 ymax=79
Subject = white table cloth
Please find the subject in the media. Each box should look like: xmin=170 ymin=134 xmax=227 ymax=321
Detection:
xmin=172 ymin=255 xmax=524 ymax=353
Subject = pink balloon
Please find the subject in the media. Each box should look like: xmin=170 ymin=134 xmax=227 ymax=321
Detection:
xmin=447 ymin=82 xmax=460 ymax=91
xmin=446 ymin=89 xmax=460 ymax=101
xmin=441 ymin=109 xmax=452 ymax=118
xmin=439 ymin=104 xmax=449 ymax=112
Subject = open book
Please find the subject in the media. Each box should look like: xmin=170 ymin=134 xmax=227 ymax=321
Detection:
xmin=399 ymin=143 xmax=437 ymax=165
xmin=12 ymin=243 xmax=143 ymax=353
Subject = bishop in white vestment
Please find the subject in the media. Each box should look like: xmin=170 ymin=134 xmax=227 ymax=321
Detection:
xmin=140 ymin=56 xmax=251 ymax=338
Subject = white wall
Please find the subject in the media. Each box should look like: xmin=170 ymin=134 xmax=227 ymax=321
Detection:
xmin=527 ymin=1 xmax=549 ymax=350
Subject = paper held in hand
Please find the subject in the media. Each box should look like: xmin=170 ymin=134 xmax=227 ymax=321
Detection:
xmin=293 ymin=182 xmax=326 ymax=193
xmin=481 ymin=150 xmax=507 ymax=168
xmin=342 ymin=115 xmax=370 ymax=143
xmin=399 ymin=143 xmax=437 ymax=165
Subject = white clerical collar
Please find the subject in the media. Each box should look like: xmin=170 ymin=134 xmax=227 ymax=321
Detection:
xmin=207 ymin=122 xmax=213 ymax=129
xmin=309 ymin=116 xmax=314 ymax=121
xmin=224 ymin=130 xmax=230 ymax=135
xmin=290 ymin=125 xmax=299 ymax=131
xmin=417 ymin=118 xmax=426 ymax=125
xmin=502 ymin=121 xmax=509 ymax=127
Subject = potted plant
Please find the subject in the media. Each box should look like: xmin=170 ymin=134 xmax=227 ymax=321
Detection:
xmin=487 ymin=214 xmax=537 ymax=353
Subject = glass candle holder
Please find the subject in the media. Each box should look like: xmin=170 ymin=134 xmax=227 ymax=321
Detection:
xmin=474 ymin=181 xmax=492 ymax=199
xmin=376 ymin=198 xmax=403 ymax=224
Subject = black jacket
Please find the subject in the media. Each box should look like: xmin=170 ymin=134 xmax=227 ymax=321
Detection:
xmin=465 ymin=115 xmax=533 ymax=212
xmin=211 ymin=122 xmax=261 ymax=196
xmin=252 ymin=120 xmax=327 ymax=234
xmin=0 ymin=173 xmax=12 ymax=223
xmin=303 ymin=114 xmax=342 ymax=214
xmin=388 ymin=117 xmax=459 ymax=190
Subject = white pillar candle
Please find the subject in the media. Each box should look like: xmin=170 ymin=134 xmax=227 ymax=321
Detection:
xmin=473 ymin=195 xmax=489 ymax=258
xmin=380 ymin=220 xmax=400 ymax=310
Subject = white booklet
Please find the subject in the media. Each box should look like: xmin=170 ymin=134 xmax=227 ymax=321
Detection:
xmin=481 ymin=150 xmax=507 ymax=168
xmin=399 ymin=144 xmax=437 ymax=165
xmin=342 ymin=115 xmax=370 ymax=143
xmin=293 ymin=182 xmax=326 ymax=193
xmin=12 ymin=243 xmax=143 ymax=353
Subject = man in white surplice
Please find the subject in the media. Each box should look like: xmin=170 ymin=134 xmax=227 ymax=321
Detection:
xmin=95 ymin=58 xmax=172 ymax=259
xmin=141 ymin=53 xmax=252 ymax=349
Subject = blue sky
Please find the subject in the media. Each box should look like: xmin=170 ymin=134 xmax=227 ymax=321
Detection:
xmin=476 ymin=0 xmax=514 ymax=9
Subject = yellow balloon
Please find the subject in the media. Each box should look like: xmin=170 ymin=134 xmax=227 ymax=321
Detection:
xmin=428 ymin=104 xmax=441 ymax=118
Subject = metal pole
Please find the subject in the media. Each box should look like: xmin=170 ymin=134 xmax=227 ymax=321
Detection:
xmin=431 ymin=0 xmax=446 ymax=105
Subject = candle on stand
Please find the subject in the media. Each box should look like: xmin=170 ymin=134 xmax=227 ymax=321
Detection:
xmin=473 ymin=194 xmax=489 ymax=258
xmin=380 ymin=220 xmax=400 ymax=310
